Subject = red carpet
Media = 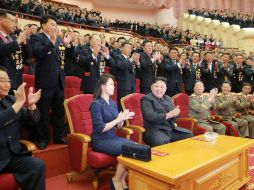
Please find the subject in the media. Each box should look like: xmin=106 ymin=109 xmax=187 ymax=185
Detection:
xmin=46 ymin=147 xmax=254 ymax=190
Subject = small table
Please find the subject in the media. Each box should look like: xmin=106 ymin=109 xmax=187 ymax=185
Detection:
xmin=118 ymin=135 xmax=254 ymax=190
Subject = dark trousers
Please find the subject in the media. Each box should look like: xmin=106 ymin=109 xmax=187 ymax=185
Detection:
xmin=140 ymin=87 xmax=151 ymax=95
xmin=37 ymin=84 xmax=65 ymax=143
xmin=144 ymin=128 xmax=193 ymax=147
xmin=1 ymin=155 xmax=45 ymax=190
xmin=117 ymin=89 xmax=134 ymax=111
xmin=166 ymin=84 xmax=182 ymax=97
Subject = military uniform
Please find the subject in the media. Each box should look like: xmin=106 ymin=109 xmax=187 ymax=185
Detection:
xmin=213 ymin=93 xmax=249 ymax=137
xmin=234 ymin=93 xmax=254 ymax=138
xmin=189 ymin=94 xmax=226 ymax=134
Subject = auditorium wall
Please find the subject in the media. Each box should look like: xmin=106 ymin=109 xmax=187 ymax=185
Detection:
xmin=178 ymin=13 xmax=254 ymax=53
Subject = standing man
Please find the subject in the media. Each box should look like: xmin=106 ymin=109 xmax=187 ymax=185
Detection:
xmin=0 ymin=10 xmax=28 ymax=94
xmin=30 ymin=15 xmax=72 ymax=149
xmin=139 ymin=40 xmax=162 ymax=94
xmin=114 ymin=42 xmax=140 ymax=109
xmin=182 ymin=51 xmax=202 ymax=95
xmin=163 ymin=48 xmax=183 ymax=97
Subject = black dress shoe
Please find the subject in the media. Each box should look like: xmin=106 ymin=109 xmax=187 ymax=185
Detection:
xmin=37 ymin=142 xmax=48 ymax=150
xmin=123 ymin=188 xmax=128 ymax=190
xmin=54 ymin=138 xmax=67 ymax=144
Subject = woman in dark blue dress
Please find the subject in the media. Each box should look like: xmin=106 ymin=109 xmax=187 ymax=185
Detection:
xmin=90 ymin=73 xmax=135 ymax=190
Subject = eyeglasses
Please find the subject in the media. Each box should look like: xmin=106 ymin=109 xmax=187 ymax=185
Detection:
xmin=0 ymin=79 xmax=12 ymax=85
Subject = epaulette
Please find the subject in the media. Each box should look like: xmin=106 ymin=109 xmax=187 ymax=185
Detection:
xmin=203 ymin=93 xmax=209 ymax=97
xmin=236 ymin=93 xmax=242 ymax=96
xmin=230 ymin=92 xmax=236 ymax=95
xmin=190 ymin=94 xmax=196 ymax=97
xmin=216 ymin=93 xmax=222 ymax=96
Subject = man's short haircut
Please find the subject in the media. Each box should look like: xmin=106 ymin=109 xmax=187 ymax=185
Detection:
xmin=40 ymin=15 xmax=57 ymax=26
xmin=221 ymin=81 xmax=232 ymax=87
xmin=29 ymin=24 xmax=38 ymax=28
xmin=0 ymin=66 xmax=7 ymax=73
xmin=153 ymin=76 xmax=168 ymax=84
xmin=117 ymin=37 xmax=126 ymax=42
xmin=121 ymin=41 xmax=131 ymax=48
xmin=0 ymin=10 xmax=11 ymax=18
xmin=192 ymin=51 xmax=200 ymax=57
xmin=242 ymin=82 xmax=252 ymax=88
xmin=169 ymin=47 xmax=178 ymax=53
xmin=142 ymin=40 xmax=152 ymax=47
xmin=204 ymin=51 xmax=213 ymax=56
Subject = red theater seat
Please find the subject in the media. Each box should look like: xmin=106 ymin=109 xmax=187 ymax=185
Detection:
xmin=64 ymin=76 xmax=82 ymax=99
xmin=64 ymin=94 xmax=132 ymax=189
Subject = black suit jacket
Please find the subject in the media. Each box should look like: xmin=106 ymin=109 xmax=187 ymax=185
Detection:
xmin=139 ymin=52 xmax=156 ymax=91
xmin=182 ymin=62 xmax=201 ymax=92
xmin=141 ymin=93 xmax=187 ymax=143
xmin=0 ymin=36 xmax=23 ymax=89
xmin=114 ymin=54 xmax=136 ymax=92
xmin=78 ymin=48 xmax=115 ymax=93
xmin=201 ymin=60 xmax=223 ymax=91
xmin=162 ymin=58 xmax=183 ymax=92
xmin=0 ymin=95 xmax=40 ymax=172
xmin=29 ymin=33 xmax=65 ymax=89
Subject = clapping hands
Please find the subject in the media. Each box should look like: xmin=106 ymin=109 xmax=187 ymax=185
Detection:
xmin=117 ymin=109 xmax=135 ymax=122
xmin=27 ymin=87 xmax=41 ymax=108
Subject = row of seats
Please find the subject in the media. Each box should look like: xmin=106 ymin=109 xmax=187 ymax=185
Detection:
xmin=63 ymin=92 xmax=240 ymax=189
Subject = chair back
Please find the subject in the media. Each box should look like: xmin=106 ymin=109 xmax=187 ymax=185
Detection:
xmin=64 ymin=94 xmax=94 ymax=136
xmin=172 ymin=93 xmax=189 ymax=118
xmin=65 ymin=76 xmax=82 ymax=99
xmin=121 ymin=93 xmax=145 ymax=126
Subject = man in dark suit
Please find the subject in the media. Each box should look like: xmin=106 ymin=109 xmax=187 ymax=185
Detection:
xmin=114 ymin=42 xmax=140 ymax=110
xmin=0 ymin=66 xmax=45 ymax=190
xmin=162 ymin=48 xmax=183 ymax=97
xmin=139 ymin=40 xmax=162 ymax=94
xmin=182 ymin=52 xmax=201 ymax=95
xmin=29 ymin=15 xmax=72 ymax=149
xmin=77 ymin=34 xmax=115 ymax=94
xmin=0 ymin=10 xmax=29 ymax=94
xmin=200 ymin=52 xmax=223 ymax=92
xmin=141 ymin=77 xmax=192 ymax=147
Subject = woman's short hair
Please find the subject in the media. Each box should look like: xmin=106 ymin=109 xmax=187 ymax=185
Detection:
xmin=93 ymin=73 xmax=115 ymax=99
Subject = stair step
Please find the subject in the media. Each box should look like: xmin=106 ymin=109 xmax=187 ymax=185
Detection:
xmin=33 ymin=144 xmax=71 ymax=178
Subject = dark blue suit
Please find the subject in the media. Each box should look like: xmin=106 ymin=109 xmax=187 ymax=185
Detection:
xmin=0 ymin=34 xmax=22 ymax=91
xmin=162 ymin=58 xmax=183 ymax=97
xmin=78 ymin=48 xmax=115 ymax=94
xmin=90 ymin=97 xmax=133 ymax=156
xmin=141 ymin=93 xmax=192 ymax=147
xmin=114 ymin=54 xmax=137 ymax=109
xmin=0 ymin=95 xmax=45 ymax=190
xmin=29 ymin=33 xmax=65 ymax=143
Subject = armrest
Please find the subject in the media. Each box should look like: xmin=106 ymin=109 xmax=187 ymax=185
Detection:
xmin=176 ymin=117 xmax=196 ymax=131
xmin=67 ymin=133 xmax=90 ymax=172
xmin=125 ymin=125 xmax=145 ymax=144
xmin=212 ymin=114 xmax=223 ymax=122
xmin=121 ymin=127 xmax=133 ymax=139
xmin=126 ymin=125 xmax=145 ymax=133
xmin=20 ymin=140 xmax=36 ymax=152
xmin=67 ymin=133 xmax=91 ymax=143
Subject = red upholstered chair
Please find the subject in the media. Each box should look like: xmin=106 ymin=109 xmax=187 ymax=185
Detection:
xmin=64 ymin=76 xmax=82 ymax=100
xmin=0 ymin=140 xmax=36 ymax=190
xmin=22 ymin=74 xmax=35 ymax=107
xmin=111 ymin=80 xmax=117 ymax=103
xmin=121 ymin=93 xmax=196 ymax=143
xmin=64 ymin=94 xmax=132 ymax=189
xmin=172 ymin=93 xmax=207 ymax=135
xmin=121 ymin=93 xmax=145 ymax=144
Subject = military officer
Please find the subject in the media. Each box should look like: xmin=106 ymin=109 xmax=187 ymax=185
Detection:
xmin=189 ymin=81 xmax=226 ymax=134
xmin=234 ymin=83 xmax=254 ymax=138
xmin=213 ymin=81 xmax=249 ymax=137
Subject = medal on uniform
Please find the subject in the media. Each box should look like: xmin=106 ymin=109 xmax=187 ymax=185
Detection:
xmin=12 ymin=45 xmax=23 ymax=70
xmin=59 ymin=44 xmax=65 ymax=69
